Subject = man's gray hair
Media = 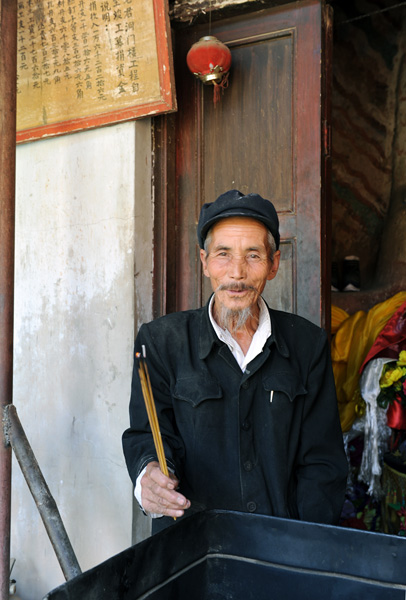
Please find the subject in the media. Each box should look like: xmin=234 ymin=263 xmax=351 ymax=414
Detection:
xmin=204 ymin=225 xmax=277 ymax=262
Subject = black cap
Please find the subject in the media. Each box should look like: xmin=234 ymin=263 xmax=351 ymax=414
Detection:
xmin=197 ymin=189 xmax=280 ymax=250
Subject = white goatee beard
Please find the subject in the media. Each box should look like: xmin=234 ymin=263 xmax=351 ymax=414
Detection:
xmin=214 ymin=283 xmax=259 ymax=333
xmin=216 ymin=304 xmax=254 ymax=333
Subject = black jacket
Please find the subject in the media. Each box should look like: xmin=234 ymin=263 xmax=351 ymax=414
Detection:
xmin=122 ymin=299 xmax=348 ymax=532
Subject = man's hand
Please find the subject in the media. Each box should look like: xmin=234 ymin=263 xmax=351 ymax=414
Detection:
xmin=141 ymin=461 xmax=191 ymax=518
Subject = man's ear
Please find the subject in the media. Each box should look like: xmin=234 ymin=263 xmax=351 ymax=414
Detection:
xmin=200 ymin=248 xmax=210 ymax=278
xmin=267 ymin=250 xmax=281 ymax=281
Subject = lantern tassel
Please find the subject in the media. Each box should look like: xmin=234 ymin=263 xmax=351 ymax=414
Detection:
xmin=213 ymin=72 xmax=230 ymax=106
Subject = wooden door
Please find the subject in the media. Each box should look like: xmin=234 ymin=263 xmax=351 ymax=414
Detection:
xmin=153 ymin=0 xmax=332 ymax=328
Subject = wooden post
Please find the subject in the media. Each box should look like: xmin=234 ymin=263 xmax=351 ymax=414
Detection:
xmin=4 ymin=406 xmax=82 ymax=582
xmin=0 ymin=0 xmax=17 ymax=598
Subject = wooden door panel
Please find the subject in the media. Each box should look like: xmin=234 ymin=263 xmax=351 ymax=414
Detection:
xmin=157 ymin=0 xmax=331 ymax=327
xmin=202 ymin=31 xmax=294 ymax=209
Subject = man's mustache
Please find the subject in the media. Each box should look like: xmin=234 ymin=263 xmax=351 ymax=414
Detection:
xmin=216 ymin=283 xmax=257 ymax=292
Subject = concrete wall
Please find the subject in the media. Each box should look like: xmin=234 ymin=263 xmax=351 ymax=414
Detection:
xmin=11 ymin=119 xmax=153 ymax=600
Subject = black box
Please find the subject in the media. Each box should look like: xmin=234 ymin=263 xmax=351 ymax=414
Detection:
xmin=44 ymin=510 xmax=406 ymax=599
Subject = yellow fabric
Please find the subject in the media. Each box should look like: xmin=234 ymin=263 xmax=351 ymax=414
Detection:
xmin=331 ymin=305 xmax=349 ymax=335
xmin=331 ymin=292 xmax=406 ymax=432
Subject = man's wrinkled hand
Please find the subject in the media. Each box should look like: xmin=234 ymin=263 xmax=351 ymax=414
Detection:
xmin=141 ymin=461 xmax=191 ymax=518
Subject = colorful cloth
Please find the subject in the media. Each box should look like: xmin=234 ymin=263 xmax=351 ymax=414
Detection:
xmin=331 ymin=292 xmax=406 ymax=432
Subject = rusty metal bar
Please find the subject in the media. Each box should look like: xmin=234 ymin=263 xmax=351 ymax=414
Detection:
xmin=0 ymin=0 xmax=17 ymax=598
xmin=4 ymin=405 xmax=82 ymax=581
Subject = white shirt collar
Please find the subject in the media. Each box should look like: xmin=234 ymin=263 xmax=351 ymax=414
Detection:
xmin=208 ymin=295 xmax=272 ymax=372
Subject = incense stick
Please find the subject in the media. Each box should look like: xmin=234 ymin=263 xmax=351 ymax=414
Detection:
xmin=137 ymin=347 xmax=177 ymax=519
xmin=136 ymin=347 xmax=169 ymax=478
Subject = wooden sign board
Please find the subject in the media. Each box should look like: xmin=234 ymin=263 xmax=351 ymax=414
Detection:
xmin=16 ymin=0 xmax=176 ymax=143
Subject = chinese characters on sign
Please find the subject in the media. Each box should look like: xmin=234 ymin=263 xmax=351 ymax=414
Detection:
xmin=16 ymin=0 xmax=176 ymax=142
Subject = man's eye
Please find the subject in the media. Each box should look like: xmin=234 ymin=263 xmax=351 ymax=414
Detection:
xmin=248 ymin=254 xmax=260 ymax=261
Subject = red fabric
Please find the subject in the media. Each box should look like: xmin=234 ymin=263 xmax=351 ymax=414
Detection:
xmin=387 ymin=396 xmax=406 ymax=430
xmin=360 ymin=301 xmax=406 ymax=374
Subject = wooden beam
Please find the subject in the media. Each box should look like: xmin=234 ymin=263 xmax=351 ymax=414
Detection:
xmin=170 ymin=0 xmax=295 ymax=24
xmin=0 ymin=0 xmax=17 ymax=598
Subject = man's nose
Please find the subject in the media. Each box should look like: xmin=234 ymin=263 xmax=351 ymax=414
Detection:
xmin=227 ymin=255 xmax=247 ymax=278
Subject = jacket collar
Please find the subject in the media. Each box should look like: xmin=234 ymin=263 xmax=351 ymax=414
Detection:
xmin=198 ymin=295 xmax=290 ymax=360
xmin=199 ymin=296 xmax=222 ymax=359
xmin=265 ymin=310 xmax=290 ymax=358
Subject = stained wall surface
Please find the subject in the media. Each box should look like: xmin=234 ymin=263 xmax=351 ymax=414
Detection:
xmin=11 ymin=119 xmax=153 ymax=600
xmin=332 ymin=1 xmax=406 ymax=288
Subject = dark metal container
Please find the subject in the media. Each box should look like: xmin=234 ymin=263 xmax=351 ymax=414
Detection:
xmin=44 ymin=510 xmax=406 ymax=599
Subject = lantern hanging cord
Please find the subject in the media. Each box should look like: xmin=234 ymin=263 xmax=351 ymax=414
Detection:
xmin=209 ymin=0 xmax=212 ymax=35
xmin=336 ymin=1 xmax=406 ymax=25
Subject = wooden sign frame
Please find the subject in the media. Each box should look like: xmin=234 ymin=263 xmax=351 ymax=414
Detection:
xmin=16 ymin=0 xmax=176 ymax=143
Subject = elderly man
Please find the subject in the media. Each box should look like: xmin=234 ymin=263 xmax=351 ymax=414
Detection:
xmin=123 ymin=190 xmax=347 ymax=533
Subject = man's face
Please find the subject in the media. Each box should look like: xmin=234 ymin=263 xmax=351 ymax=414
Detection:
xmin=200 ymin=217 xmax=280 ymax=314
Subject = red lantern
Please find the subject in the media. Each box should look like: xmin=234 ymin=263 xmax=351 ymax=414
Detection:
xmin=186 ymin=36 xmax=232 ymax=104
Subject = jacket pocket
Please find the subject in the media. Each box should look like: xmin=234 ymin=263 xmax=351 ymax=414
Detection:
xmin=173 ymin=375 xmax=223 ymax=408
xmin=263 ymin=372 xmax=307 ymax=403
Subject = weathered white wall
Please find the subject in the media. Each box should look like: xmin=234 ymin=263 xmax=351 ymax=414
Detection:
xmin=11 ymin=119 xmax=153 ymax=600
